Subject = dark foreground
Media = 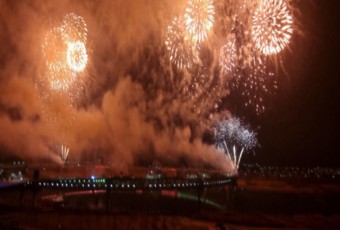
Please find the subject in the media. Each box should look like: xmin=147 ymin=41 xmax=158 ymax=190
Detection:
xmin=1 ymin=177 xmax=340 ymax=229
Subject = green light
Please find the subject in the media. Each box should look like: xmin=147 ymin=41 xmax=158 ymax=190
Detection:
xmin=177 ymin=192 xmax=223 ymax=209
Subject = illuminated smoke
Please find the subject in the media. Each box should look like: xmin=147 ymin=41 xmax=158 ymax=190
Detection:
xmin=251 ymin=0 xmax=293 ymax=55
xmin=185 ymin=0 xmax=215 ymax=44
xmin=181 ymin=67 xmax=228 ymax=117
xmin=0 ymin=1 xmax=300 ymax=171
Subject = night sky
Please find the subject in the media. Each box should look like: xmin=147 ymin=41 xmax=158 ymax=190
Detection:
xmin=255 ymin=0 xmax=340 ymax=166
xmin=0 ymin=0 xmax=339 ymax=168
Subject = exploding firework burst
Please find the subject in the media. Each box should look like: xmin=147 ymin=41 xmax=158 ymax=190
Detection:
xmin=67 ymin=41 xmax=88 ymax=72
xmin=219 ymin=34 xmax=237 ymax=77
xmin=214 ymin=118 xmax=257 ymax=170
xmin=185 ymin=0 xmax=215 ymax=44
xmin=41 ymin=13 xmax=89 ymax=91
xmin=163 ymin=0 xmax=296 ymax=118
xmin=251 ymin=0 xmax=293 ymax=55
xmin=42 ymin=26 xmax=77 ymax=90
xmin=165 ymin=16 xmax=199 ymax=69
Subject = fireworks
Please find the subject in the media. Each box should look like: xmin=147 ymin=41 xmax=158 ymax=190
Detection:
xmin=60 ymin=145 xmax=70 ymax=164
xmin=61 ymin=13 xmax=88 ymax=44
xmin=163 ymin=0 xmax=293 ymax=115
xmin=230 ymin=55 xmax=278 ymax=115
xmin=185 ymin=0 xmax=215 ymax=44
xmin=215 ymin=118 xmax=257 ymax=151
xmin=41 ymin=13 xmax=88 ymax=91
xmin=165 ymin=16 xmax=199 ymax=69
xmin=251 ymin=0 xmax=293 ymax=55
xmin=34 ymin=1 xmax=299 ymax=171
xmin=219 ymin=34 xmax=237 ymax=77
xmin=214 ymin=118 xmax=257 ymax=170
xmin=67 ymin=41 xmax=88 ymax=72
xmin=42 ymin=27 xmax=76 ymax=90
xmin=241 ymin=61 xmax=276 ymax=114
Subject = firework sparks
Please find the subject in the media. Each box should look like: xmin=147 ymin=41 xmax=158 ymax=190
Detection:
xmin=219 ymin=34 xmax=237 ymax=77
xmin=251 ymin=0 xmax=293 ymax=55
xmin=41 ymin=13 xmax=89 ymax=91
xmin=42 ymin=26 xmax=77 ymax=90
xmin=164 ymin=0 xmax=295 ymax=117
xmin=185 ymin=0 xmax=215 ymax=44
xmin=61 ymin=13 xmax=88 ymax=44
xmin=238 ymin=56 xmax=277 ymax=115
xmin=37 ymin=2 xmax=297 ymax=170
xmin=242 ymin=63 xmax=276 ymax=114
xmin=220 ymin=35 xmax=278 ymax=115
xmin=67 ymin=41 xmax=88 ymax=72
xmin=165 ymin=16 xmax=199 ymax=69
xmin=214 ymin=118 xmax=257 ymax=170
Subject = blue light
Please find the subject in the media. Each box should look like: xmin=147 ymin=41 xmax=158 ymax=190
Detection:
xmin=91 ymin=175 xmax=96 ymax=180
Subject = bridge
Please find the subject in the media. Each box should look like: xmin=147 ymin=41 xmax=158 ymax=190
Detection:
xmin=26 ymin=175 xmax=237 ymax=191
xmin=0 ymin=174 xmax=238 ymax=212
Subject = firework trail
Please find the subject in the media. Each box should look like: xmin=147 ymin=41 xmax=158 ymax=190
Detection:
xmin=251 ymin=0 xmax=293 ymax=55
xmin=60 ymin=145 xmax=70 ymax=164
xmin=185 ymin=0 xmax=215 ymax=44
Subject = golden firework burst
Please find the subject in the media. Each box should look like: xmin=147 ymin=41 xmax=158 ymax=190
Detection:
xmin=251 ymin=0 xmax=293 ymax=55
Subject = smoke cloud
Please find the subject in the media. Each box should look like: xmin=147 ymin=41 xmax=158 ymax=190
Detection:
xmin=0 ymin=0 xmax=231 ymax=172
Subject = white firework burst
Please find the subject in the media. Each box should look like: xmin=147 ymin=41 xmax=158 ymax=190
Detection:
xmin=67 ymin=41 xmax=88 ymax=72
xmin=214 ymin=118 xmax=257 ymax=170
xmin=185 ymin=0 xmax=215 ymax=44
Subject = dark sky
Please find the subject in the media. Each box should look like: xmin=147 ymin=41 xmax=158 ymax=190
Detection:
xmin=254 ymin=0 xmax=340 ymax=167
